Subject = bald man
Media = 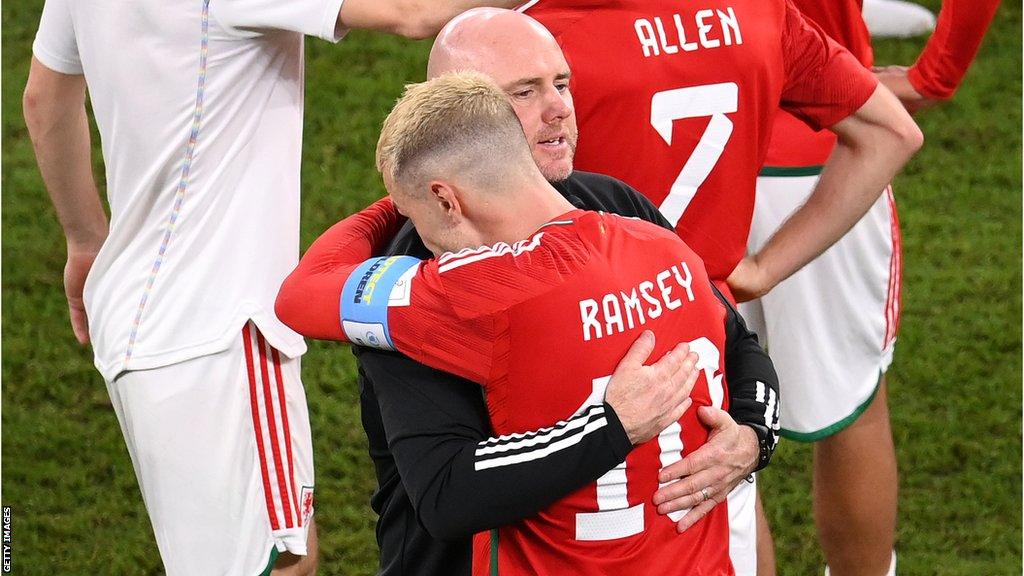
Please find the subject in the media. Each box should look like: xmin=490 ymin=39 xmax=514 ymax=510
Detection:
xmin=425 ymin=10 xmax=577 ymax=183
xmin=329 ymin=9 xmax=778 ymax=576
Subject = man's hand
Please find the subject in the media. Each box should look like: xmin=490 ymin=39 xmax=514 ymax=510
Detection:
xmin=725 ymin=256 xmax=770 ymax=303
xmin=873 ymin=65 xmax=939 ymax=114
xmin=605 ymin=331 xmax=699 ymax=445
xmin=651 ymin=406 xmax=759 ymax=532
xmin=64 ymin=244 xmax=99 ymax=345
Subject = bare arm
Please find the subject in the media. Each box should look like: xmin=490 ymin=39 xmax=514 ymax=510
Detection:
xmin=336 ymin=0 xmax=522 ymax=39
xmin=728 ymin=84 xmax=923 ymax=302
xmin=24 ymin=57 xmax=108 ymax=344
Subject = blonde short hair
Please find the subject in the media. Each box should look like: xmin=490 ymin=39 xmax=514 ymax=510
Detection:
xmin=375 ymin=71 xmax=531 ymax=189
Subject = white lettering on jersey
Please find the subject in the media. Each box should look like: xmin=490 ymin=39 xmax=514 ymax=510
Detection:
xmin=657 ymin=269 xmax=682 ymax=311
xmin=672 ymin=263 xmax=695 ymax=302
xmin=695 ymin=10 xmax=720 ymax=49
xmin=621 ymin=289 xmax=645 ymax=330
xmin=602 ymin=294 xmax=626 ymax=336
xmin=639 ymin=281 xmax=663 ymax=320
xmin=579 ymin=262 xmax=699 ymax=342
xmin=718 ymin=8 xmax=743 ymax=45
xmin=580 ymin=299 xmax=602 ymax=341
xmin=634 ymin=8 xmax=743 ymax=58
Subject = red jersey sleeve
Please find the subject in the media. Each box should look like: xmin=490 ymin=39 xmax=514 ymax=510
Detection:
xmin=275 ymin=197 xmax=406 ymax=341
xmin=907 ymin=0 xmax=1000 ymax=100
xmin=278 ymin=200 xmax=594 ymax=385
xmin=779 ymin=0 xmax=879 ymax=131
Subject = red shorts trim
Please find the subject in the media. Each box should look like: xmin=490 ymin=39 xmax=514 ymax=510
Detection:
xmin=243 ymin=322 xmax=300 ymax=531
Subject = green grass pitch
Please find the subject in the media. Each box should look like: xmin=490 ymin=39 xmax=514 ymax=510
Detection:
xmin=2 ymin=1 xmax=1020 ymax=574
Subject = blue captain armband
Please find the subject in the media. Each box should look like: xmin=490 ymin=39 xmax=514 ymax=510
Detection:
xmin=339 ymin=256 xmax=422 ymax=351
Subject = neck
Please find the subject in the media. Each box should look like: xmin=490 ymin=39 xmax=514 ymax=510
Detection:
xmin=482 ymin=174 xmax=575 ymax=246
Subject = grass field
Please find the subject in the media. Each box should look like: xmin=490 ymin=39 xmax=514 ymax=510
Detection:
xmin=2 ymin=1 xmax=1020 ymax=574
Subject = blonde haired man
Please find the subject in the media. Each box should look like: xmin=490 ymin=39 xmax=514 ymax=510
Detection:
xmin=277 ymin=72 xmax=780 ymax=575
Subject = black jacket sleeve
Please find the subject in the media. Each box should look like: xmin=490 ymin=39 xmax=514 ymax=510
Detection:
xmin=558 ymin=171 xmax=674 ymax=232
xmin=359 ymin=348 xmax=633 ymax=541
xmin=712 ymin=283 xmax=781 ymax=470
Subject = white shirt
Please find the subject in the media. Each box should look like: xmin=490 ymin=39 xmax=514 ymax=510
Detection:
xmin=33 ymin=0 xmax=346 ymax=381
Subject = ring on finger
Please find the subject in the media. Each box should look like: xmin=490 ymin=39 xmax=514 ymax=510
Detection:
xmin=700 ymin=487 xmax=711 ymax=502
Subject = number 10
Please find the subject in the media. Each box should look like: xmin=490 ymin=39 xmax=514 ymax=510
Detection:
xmin=574 ymin=337 xmax=724 ymax=541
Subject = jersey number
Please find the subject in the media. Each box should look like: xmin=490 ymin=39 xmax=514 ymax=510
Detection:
xmin=650 ymin=82 xmax=738 ymax=226
xmin=573 ymin=337 xmax=725 ymax=541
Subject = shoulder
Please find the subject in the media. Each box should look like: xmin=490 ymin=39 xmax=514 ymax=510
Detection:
xmin=566 ymin=169 xmax=633 ymax=191
xmin=563 ymin=171 xmax=671 ymax=230
xmin=422 ymin=224 xmax=592 ymax=319
xmin=562 ymin=170 xmax=645 ymax=205
xmin=580 ymin=210 xmax=677 ymax=246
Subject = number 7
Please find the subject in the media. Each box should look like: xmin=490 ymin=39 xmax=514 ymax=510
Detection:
xmin=651 ymin=82 xmax=738 ymax=226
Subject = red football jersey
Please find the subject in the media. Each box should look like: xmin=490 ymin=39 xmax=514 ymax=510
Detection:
xmin=340 ymin=209 xmax=734 ymax=575
xmin=524 ymin=0 xmax=877 ymax=287
xmin=768 ymin=0 xmax=1000 ymax=166
xmin=763 ymin=0 xmax=873 ymax=167
xmin=789 ymin=0 xmax=873 ymax=67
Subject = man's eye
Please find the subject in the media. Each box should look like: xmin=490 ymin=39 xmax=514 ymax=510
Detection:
xmin=555 ymin=83 xmax=569 ymax=92
xmin=513 ymin=89 xmax=534 ymax=98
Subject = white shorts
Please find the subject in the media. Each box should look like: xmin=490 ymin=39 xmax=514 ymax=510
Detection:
xmin=105 ymin=322 xmax=314 ymax=576
xmin=728 ymin=474 xmax=758 ymax=575
xmin=739 ymin=174 xmax=901 ymax=441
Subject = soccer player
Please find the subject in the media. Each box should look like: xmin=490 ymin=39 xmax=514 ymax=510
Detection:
xmin=516 ymin=0 xmax=921 ymax=571
xmin=22 ymin=0 xmax=540 ymax=574
xmin=341 ymin=10 xmax=779 ymax=575
xmin=520 ymin=0 xmax=922 ymax=308
xmin=743 ymin=1 xmax=1000 ymax=574
xmin=277 ymin=71 xmax=781 ymax=575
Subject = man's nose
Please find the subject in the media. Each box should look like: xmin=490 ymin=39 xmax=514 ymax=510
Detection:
xmin=542 ymin=88 xmax=572 ymax=123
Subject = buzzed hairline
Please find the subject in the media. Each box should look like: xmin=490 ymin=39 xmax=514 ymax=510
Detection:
xmin=375 ymin=71 xmax=536 ymax=195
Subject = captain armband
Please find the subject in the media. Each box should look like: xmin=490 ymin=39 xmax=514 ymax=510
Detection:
xmin=339 ymin=256 xmax=421 ymax=351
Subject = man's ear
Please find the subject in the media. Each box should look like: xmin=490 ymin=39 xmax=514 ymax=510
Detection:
xmin=429 ymin=180 xmax=463 ymax=220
